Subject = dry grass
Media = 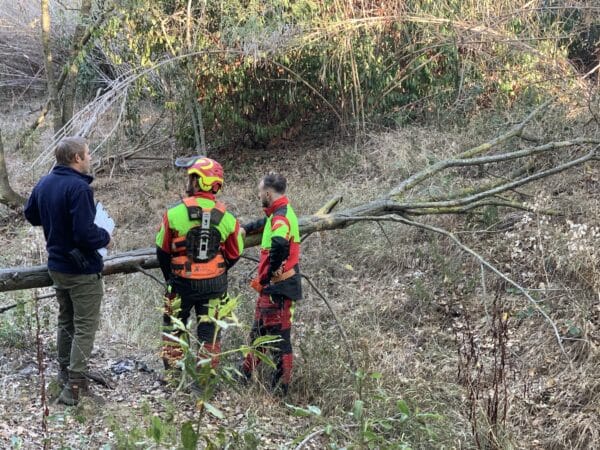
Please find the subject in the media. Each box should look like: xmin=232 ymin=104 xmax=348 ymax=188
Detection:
xmin=1 ymin=94 xmax=600 ymax=448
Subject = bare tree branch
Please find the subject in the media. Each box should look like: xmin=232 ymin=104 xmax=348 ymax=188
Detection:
xmin=406 ymin=198 xmax=559 ymax=216
xmin=341 ymin=214 xmax=573 ymax=366
xmin=429 ymin=163 xmax=534 ymax=202
xmin=399 ymin=146 xmax=598 ymax=210
xmin=388 ymin=98 xmax=555 ymax=198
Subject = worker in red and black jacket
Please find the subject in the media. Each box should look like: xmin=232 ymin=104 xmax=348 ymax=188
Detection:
xmin=240 ymin=172 xmax=301 ymax=396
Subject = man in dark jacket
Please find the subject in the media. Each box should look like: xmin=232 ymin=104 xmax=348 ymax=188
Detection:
xmin=24 ymin=136 xmax=112 ymax=406
xmin=240 ymin=172 xmax=301 ymax=395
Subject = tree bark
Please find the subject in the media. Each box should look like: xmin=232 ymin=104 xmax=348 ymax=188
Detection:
xmin=0 ymin=129 xmax=25 ymax=208
xmin=0 ymin=248 xmax=159 ymax=292
xmin=41 ymin=0 xmax=62 ymax=133
xmin=61 ymin=0 xmax=93 ymax=129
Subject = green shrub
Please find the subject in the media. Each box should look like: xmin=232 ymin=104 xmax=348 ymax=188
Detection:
xmin=84 ymin=0 xmax=584 ymax=149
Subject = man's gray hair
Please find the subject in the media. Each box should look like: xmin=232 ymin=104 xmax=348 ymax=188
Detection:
xmin=55 ymin=137 xmax=88 ymax=166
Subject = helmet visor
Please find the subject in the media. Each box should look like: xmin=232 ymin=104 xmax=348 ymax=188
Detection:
xmin=175 ymin=155 xmax=204 ymax=169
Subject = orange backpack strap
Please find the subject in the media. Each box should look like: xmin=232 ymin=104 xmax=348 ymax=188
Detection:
xmin=211 ymin=201 xmax=226 ymax=224
xmin=182 ymin=197 xmax=226 ymax=224
xmin=183 ymin=197 xmax=202 ymax=220
xmin=214 ymin=201 xmax=226 ymax=213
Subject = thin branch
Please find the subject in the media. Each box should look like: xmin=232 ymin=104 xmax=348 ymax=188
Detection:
xmin=294 ymin=428 xmax=326 ymax=450
xmin=423 ymin=138 xmax=598 ymax=169
xmin=134 ymin=265 xmax=166 ymax=288
xmin=427 ymin=163 xmax=534 ymax=202
xmin=91 ymin=93 xmax=128 ymax=159
xmin=400 ymin=146 xmax=599 ymax=210
xmin=0 ymin=303 xmax=17 ymax=314
xmin=346 ymin=214 xmax=573 ymax=366
xmin=302 ymin=273 xmax=357 ymax=373
xmin=406 ymin=198 xmax=559 ymax=216
xmin=377 ymin=222 xmax=395 ymax=247
xmin=388 ymin=98 xmax=555 ymax=198
xmin=1 ymin=291 xmax=56 ymax=313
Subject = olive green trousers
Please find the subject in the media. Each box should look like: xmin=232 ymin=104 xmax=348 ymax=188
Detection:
xmin=49 ymin=271 xmax=103 ymax=375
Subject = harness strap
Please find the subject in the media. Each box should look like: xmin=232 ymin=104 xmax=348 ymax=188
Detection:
xmin=170 ymin=198 xmax=229 ymax=280
xmin=182 ymin=198 xmax=226 ymax=225
xmin=171 ymin=262 xmax=227 ymax=271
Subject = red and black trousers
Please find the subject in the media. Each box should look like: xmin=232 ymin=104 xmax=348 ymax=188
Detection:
xmin=242 ymin=293 xmax=295 ymax=387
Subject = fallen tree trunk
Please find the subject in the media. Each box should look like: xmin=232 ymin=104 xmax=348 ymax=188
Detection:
xmin=0 ymin=197 xmax=345 ymax=292
xmin=0 ymin=248 xmax=159 ymax=292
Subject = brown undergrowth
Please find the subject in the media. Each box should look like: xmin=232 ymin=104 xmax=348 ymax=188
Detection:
xmin=0 ymin=97 xmax=599 ymax=448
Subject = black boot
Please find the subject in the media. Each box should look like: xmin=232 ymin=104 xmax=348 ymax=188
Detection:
xmin=271 ymin=380 xmax=289 ymax=397
xmin=58 ymin=373 xmax=88 ymax=406
xmin=271 ymin=371 xmax=289 ymax=397
xmin=57 ymin=366 xmax=69 ymax=388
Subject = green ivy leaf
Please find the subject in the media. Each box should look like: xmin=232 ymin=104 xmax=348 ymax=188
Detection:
xmin=204 ymin=401 xmax=224 ymax=419
xmin=397 ymin=399 xmax=410 ymax=416
xmin=181 ymin=421 xmax=198 ymax=450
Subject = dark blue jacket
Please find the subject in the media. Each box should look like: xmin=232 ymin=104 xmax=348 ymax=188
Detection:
xmin=24 ymin=165 xmax=110 ymax=274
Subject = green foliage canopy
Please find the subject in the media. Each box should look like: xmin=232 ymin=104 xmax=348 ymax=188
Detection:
xmin=84 ymin=0 xmax=594 ymax=149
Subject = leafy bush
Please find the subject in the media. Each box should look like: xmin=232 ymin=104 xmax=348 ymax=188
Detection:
xmin=80 ymin=0 xmax=592 ymax=149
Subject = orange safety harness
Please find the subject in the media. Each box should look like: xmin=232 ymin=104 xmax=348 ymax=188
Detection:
xmin=170 ymin=198 xmax=227 ymax=280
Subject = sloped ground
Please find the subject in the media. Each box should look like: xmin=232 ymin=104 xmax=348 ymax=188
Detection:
xmin=1 ymin=101 xmax=599 ymax=449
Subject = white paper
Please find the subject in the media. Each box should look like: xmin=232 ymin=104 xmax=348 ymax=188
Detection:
xmin=95 ymin=202 xmax=115 ymax=258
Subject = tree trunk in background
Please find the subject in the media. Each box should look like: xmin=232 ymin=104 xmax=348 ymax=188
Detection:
xmin=185 ymin=0 xmax=205 ymax=153
xmin=41 ymin=0 xmax=63 ymax=133
xmin=0 ymin=130 xmax=25 ymax=209
xmin=62 ymin=0 xmax=92 ymax=129
xmin=17 ymin=5 xmax=113 ymax=150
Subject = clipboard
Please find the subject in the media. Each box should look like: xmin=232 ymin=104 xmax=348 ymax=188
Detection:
xmin=95 ymin=202 xmax=115 ymax=258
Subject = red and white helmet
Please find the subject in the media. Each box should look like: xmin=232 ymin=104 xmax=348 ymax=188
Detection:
xmin=187 ymin=157 xmax=224 ymax=193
